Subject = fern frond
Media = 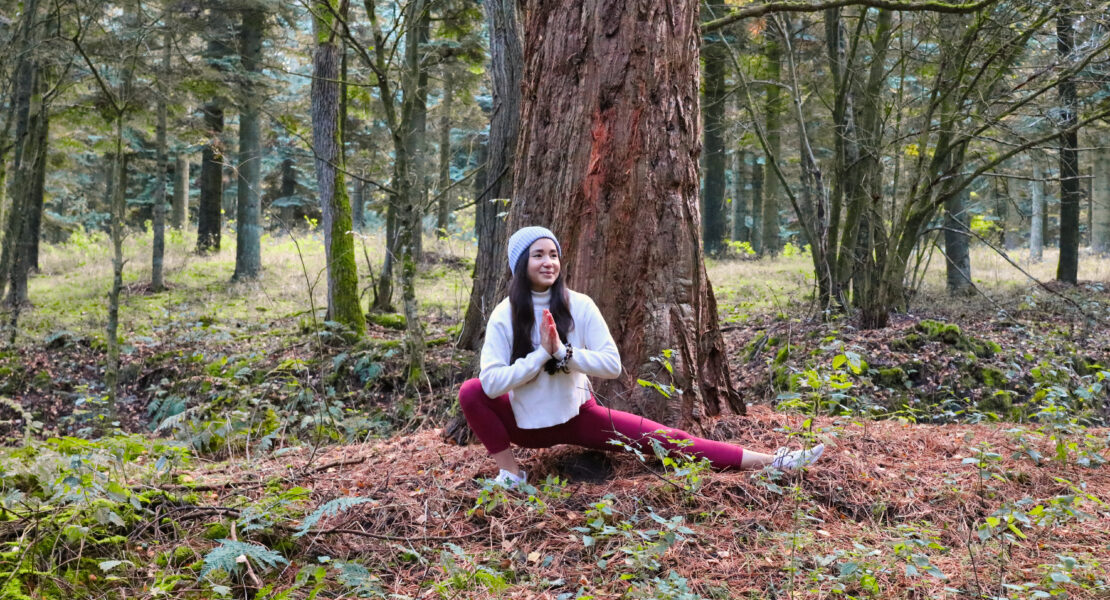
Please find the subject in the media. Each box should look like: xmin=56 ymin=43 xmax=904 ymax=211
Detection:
xmin=200 ymin=539 xmax=288 ymax=579
xmin=295 ymin=496 xmax=375 ymax=537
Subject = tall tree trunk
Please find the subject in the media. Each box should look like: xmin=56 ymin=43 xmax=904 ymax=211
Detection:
xmin=196 ymin=101 xmax=224 ymax=252
xmin=1031 ymin=158 xmax=1044 ymax=261
xmin=398 ymin=0 xmax=429 ymax=384
xmin=105 ymin=113 xmax=126 ymax=409
xmin=512 ymin=0 xmax=743 ymax=428
xmin=172 ymin=154 xmax=189 ymax=229
xmin=701 ymin=39 xmax=727 ymax=257
xmin=312 ymin=0 xmax=365 ymax=338
xmin=458 ymin=0 xmax=521 ymax=351
xmin=436 ymin=70 xmax=454 ymax=238
xmin=234 ymin=9 xmax=264 ymax=280
xmin=196 ymin=10 xmax=230 ymax=253
xmin=732 ymin=149 xmax=750 ymax=243
xmin=760 ymin=28 xmax=784 ymax=257
xmin=1093 ymin=135 xmax=1110 ymax=255
xmin=6 ymin=70 xmax=45 ymax=308
xmin=751 ymin=160 xmax=764 ymax=253
xmin=352 ymin=177 xmax=365 ymax=230
xmin=152 ymin=29 xmax=170 ymax=292
xmin=1056 ymin=3 xmax=1080 ymax=284
xmin=944 ymin=184 xmax=972 ymax=295
xmin=25 ymin=107 xmax=47 ymax=276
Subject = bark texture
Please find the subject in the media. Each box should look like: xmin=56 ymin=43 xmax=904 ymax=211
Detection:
xmin=234 ymin=8 xmax=264 ymax=280
xmin=701 ymin=38 xmax=727 ymax=256
xmin=312 ymin=2 xmax=366 ymax=337
xmin=1056 ymin=5 xmax=1079 ymax=284
xmin=457 ymin=0 xmax=521 ymax=351
xmin=172 ymin=154 xmax=189 ymax=229
xmin=1093 ymin=137 xmax=1110 ymax=255
xmin=732 ymin=149 xmax=750 ymax=243
xmin=512 ymin=0 xmax=744 ymax=427
xmin=1031 ymin=158 xmax=1045 ymax=262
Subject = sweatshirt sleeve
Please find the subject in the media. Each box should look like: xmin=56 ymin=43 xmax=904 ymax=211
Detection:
xmin=568 ymin=296 xmax=622 ymax=379
xmin=478 ymin=308 xmax=551 ymax=398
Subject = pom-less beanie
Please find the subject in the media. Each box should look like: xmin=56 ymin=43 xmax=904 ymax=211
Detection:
xmin=507 ymin=226 xmax=562 ymax=275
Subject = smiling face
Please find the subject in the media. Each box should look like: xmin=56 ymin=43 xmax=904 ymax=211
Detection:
xmin=525 ymin=238 xmax=560 ymax=292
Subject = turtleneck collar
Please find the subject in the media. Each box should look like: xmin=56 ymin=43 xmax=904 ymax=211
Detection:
xmin=531 ymin=288 xmax=552 ymax=309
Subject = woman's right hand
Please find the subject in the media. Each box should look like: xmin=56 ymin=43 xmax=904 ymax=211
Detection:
xmin=540 ymin=309 xmax=559 ymax=355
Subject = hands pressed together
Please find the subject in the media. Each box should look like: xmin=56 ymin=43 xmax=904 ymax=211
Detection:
xmin=539 ymin=309 xmax=564 ymax=356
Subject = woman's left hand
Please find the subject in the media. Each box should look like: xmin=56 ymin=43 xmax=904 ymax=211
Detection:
xmin=541 ymin=309 xmax=562 ymax=355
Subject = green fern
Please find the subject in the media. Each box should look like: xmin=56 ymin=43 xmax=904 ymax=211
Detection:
xmin=200 ymin=539 xmax=288 ymax=579
xmin=295 ymin=496 xmax=375 ymax=537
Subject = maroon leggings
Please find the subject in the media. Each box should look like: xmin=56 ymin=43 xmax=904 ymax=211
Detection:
xmin=458 ymin=378 xmax=744 ymax=469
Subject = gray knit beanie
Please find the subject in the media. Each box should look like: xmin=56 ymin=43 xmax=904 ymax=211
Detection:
xmin=507 ymin=226 xmax=562 ymax=275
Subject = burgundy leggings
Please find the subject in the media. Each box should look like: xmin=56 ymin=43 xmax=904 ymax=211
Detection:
xmin=458 ymin=378 xmax=744 ymax=469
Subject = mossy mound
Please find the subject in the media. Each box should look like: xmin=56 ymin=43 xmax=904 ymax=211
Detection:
xmin=915 ymin=319 xmax=1001 ymax=358
xmin=368 ymin=313 xmax=407 ymax=330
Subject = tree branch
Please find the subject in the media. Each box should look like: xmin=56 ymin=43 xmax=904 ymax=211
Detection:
xmin=702 ymin=0 xmax=1002 ymax=32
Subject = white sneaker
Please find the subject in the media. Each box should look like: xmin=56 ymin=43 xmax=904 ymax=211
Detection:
xmin=492 ymin=469 xmax=527 ymax=488
xmin=771 ymin=443 xmax=824 ymax=470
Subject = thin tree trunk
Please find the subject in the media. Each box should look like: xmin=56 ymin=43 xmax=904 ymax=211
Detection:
xmin=172 ymin=154 xmax=189 ymax=229
xmin=1056 ymin=3 xmax=1080 ymax=284
xmin=25 ymin=108 xmax=47 ymax=275
xmin=234 ymin=9 xmax=264 ymax=280
xmin=458 ymin=0 xmax=521 ymax=351
xmin=105 ymin=114 xmax=125 ymax=409
xmin=152 ymin=30 xmax=170 ymax=292
xmin=6 ymin=71 xmax=45 ymax=308
xmin=1093 ymin=136 xmax=1110 ymax=255
xmin=196 ymin=102 xmax=224 ymax=252
xmin=436 ymin=70 xmax=453 ymax=238
xmin=512 ymin=0 xmax=743 ymax=428
xmin=732 ymin=149 xmax=750 ymax=243
xmin=944 ymin=184 xmax=972 ymax=295
xmin=352 ymin=177 xmax=365 ymax=230
xmin=761 ymin=29 xmax=784 ymax=257
xmin=751 ymin=161 xmax=764 ymax=253
xmin=196 ymin=11 xmax=230 ymax=253
xmin=398 ymin=0 xmax=428 ymax=384
xmin=1031 ymin=158 xmax=1045 ymax=262
xmin=312 ymin=0 xmax=365 ymax=337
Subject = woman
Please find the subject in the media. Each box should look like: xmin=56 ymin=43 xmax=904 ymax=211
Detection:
xmin=459 ymin=226 xmax=824 ymax=486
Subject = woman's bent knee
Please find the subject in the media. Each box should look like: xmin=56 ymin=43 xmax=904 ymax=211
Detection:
xmin=458 ymin=378 xmax=487 ymax=411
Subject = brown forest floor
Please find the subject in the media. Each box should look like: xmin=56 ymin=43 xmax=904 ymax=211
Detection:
xmin=181 ymin=405 xmax=1110 ymax=599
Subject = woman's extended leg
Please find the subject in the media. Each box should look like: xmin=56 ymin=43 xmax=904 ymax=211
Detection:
xmin=566 ymin=399 xmax=821 ymax=470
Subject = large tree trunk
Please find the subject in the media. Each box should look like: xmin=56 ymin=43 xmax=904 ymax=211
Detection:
xmin=1030 ymin=158 xmax=1045 ymax=261
xmin=512 ymin=0 xmax=743 ymax=428
xmin=1093 ymin=135 xmax=1110 ymax=255
xmin=312 ymin=0 xmax=366 ymax=337
xmin=701 ymin=38 xmax=727 ymax=257
xmin=1056 ymin=4 xmax=1080 ymax=284
xmin=234 ymin=9 xmax=264 ymax=281
xmin=457 ymin=0 xmax=521 ymax=351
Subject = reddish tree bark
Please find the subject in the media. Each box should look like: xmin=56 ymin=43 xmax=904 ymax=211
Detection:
xmin=511 ymin=0 xmax=743 ymax=428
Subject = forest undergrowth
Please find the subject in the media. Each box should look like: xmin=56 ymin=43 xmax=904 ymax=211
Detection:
xmin=0 ymin=232 xmax=1107 ymax=599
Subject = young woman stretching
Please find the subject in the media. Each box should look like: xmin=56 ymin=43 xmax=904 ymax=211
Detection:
xmin=459 ymin=226 xmax=824 ymax=485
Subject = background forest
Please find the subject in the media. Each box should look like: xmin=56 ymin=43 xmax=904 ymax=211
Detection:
xmin=0 ymin=0 xmax=1109 ymax=598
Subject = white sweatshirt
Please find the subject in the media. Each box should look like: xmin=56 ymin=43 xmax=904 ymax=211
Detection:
xmin=478 ymin=288 xmax=623 ymax=429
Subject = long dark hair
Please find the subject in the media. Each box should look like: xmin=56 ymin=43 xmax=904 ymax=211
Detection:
xmin=509 ymin=251 xmax=574 ymax=362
